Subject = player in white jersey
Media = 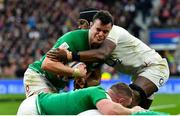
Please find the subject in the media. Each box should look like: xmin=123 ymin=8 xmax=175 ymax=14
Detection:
xmin=46 ymin=9 xmax=169 ymax=109
xmin=103 ymin=25 xmax=169 ymax=108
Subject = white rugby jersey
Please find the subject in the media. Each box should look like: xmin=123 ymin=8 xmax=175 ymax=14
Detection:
xmin=106 ymin=25 xmax=162 ymax=75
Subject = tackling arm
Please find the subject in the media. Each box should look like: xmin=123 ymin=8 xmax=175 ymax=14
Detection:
xmin=46 ymin=39 xmax=116 ymax=63
xmin=96 ymin=99 xmax=145 ymax=115
xmin=78 ymin=39 xmax=116 ymax=62
xmin=41 ymin=57 xmax=86 ymax=78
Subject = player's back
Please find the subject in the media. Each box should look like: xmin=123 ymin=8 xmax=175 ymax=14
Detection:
xmin=36 ymin=86 xmax=108 ymax=115
xmin=107 ymin=25 xmax=162 ymax=74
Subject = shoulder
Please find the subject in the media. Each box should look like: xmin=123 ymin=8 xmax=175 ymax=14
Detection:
xmin=110 ymin=25 xmax=130 ymax=37
xmin=84 ymin=86 xmax=106 ymax=95
xmin=65 ymin=29 xmax=89 ymax=39
xmin=87 ymin=85 xmax=104 ymax=91
xmin=57 ymin=30 xmax=88 ymax=42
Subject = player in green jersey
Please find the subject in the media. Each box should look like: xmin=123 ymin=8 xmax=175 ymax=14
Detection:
xmin=17 ymin=82 xmax=145 ymax=115
xmin=23 ymin=10 xmax=113 ymax=98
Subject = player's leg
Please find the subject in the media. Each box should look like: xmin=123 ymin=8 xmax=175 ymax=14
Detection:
xmin=24 ymin=68 xmax=57 ymax=97
xmin=130 ymin=59 xmax=169 ymax=109
xmin=130 ymin=76 xmax=157 ymax=109
xmin=139 ymin=94 xmax=154 ymax=109
xmin=17 ymin=94 xmax=38 ymax=115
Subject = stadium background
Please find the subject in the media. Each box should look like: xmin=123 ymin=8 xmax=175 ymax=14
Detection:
xmin=0 ymin=0 xmax=179 ymax=115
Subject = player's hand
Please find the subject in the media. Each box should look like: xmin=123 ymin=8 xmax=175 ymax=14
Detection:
xmin=131 ymin=106 xmax=146 ymax=113
xmin=73 ymin=63 xmax=87 ymax=90
xmin=74 ymin=63 xmax=87 ymax=78
xmin=46 ymin=48 xmax=69 ymax=63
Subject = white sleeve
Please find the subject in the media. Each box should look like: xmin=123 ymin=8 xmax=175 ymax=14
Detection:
xmin=107 ymin=26 xmax=118 ymax=45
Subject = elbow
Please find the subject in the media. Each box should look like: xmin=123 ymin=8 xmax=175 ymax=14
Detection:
xmin=41 ymin=61 xmax=48 ymax=71
xmin=95 ymin=51 xmax=109 ymax=61
xmin=41 ymin=58 xmax=51 ymax=71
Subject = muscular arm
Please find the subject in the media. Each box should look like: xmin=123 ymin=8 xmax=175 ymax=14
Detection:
xmin=46 ymin=39 xmax=116 ymax=63
xmin=78 ymin=39 xmax=116 ymax=62
xmin=41 ymin=57 xmax=74 ymax=76
xmin=96 ymin=99 xmax=144 ymax=115
xmin=41 ymin=57 xmax=86 ymax=78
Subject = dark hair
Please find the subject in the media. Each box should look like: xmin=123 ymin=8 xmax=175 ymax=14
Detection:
xmin=93 ymin=10 xmax=113 ymax=26
xmin=110 ymin=82 xmax=133 ymax=98
xmin=79 ymin=8 xmax=99 ymax=24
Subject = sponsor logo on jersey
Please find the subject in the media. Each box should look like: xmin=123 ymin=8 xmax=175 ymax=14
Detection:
xmin=159 ymin=78 xmax=164 ymax=87
xmin=59 ymin=42 xmax=69 ymax=49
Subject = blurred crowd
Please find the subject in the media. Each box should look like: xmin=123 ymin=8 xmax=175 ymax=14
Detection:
xmin=0 ymin=0 xmax=179 ymax=78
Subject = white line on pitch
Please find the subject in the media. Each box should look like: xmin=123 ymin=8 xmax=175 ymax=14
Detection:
xmin=150 ymin=104 xmax=177 ymax=110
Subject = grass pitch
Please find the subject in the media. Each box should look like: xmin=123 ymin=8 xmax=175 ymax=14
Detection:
xmin=0 ymin=94 xmax=180 ymax=115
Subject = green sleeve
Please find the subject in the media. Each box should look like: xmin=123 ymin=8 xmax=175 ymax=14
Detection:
xmin=52 ymin=29 xmax=89 ymax=52
xmin=89 ymin=86 xmax=108 ymax=105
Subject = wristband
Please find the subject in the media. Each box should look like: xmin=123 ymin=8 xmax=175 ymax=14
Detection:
xmin=72 ymin=52 xmax=80 ymax=61
xmin=72 ymin=68 xmax=81 ymax=78
xmin=129 ymin=84 xmax=147 ymax=102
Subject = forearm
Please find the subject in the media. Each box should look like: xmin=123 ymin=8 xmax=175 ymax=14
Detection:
xmin=41 ymin=57 xmax=74 ymax=77
xmin=97 ymin=99 xmax=132 ymax=115
xmin=75 ymin=39 xmax=116 ymax=62
xmin=78 ymin=49 xmax=106 ymax=62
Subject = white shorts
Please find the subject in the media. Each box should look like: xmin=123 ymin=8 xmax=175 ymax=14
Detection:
xmin=17 ymin=95 xmax=38 ymax=115
xmin=24 ymin=68 xmax=57 ymax=97
xmin=138 ymin=58 xmax=169 ymax=89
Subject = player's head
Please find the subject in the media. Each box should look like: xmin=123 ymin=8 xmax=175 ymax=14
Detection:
xmin=89 ymin=10 xmax=113 ymax=48
xmin=78 ymin=8 xmax=99 ymax=29
xmin=108 ymin=82 xmax=133 ymax=107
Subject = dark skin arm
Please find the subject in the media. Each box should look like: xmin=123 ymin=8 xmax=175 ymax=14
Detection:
xmin=78 ymin=39 xmax=116 ymax=62
xmin=46 ymin=39 xmax=116 ymax=63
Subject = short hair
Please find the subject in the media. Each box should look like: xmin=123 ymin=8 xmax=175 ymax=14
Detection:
xmin=93 ymin=10 xmax=113 ymax=26
xmin=110 ymin=82 xmax=133 ymax=98
xmin=79 ymin=8 xmax=99 ymax=24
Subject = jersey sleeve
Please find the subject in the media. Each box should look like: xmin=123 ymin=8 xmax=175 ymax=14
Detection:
xmin=89 ymin=86 xmax=109 ymax=105
xmin=51 ymin=30 xmax=89 ymax=52
xmin=107 ymin=25 xmax=118 ymax=45
xmin=52 ymin=31 xmax=74 ymax=49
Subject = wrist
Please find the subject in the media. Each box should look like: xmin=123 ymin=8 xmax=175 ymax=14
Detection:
xmin=129 ymin=109 xmax=134 ymax=114
xmin=67 ymin=51 xmax=72 ymax=61
xmin=72 ymin=52 xmax=80 ymax=61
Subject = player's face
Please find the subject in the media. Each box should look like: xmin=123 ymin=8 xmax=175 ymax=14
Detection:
xmin=118 ymin=96 xmax=132 ymax=107
xmin=89 ymin=19 xmax=112 ymax=48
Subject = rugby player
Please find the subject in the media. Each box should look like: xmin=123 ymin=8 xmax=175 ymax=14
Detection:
xmin=17 ymin=82 xmax=145 ymax=115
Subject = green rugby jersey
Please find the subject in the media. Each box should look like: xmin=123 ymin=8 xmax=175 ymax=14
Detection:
xmin=36 ymin=86 xmax=108 ymax=115
xmin=29 ymin=29 xmax=89 ymax=90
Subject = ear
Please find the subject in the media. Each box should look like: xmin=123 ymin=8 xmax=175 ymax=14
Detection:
xmin=90 ymin=22 xmax=93 ymax=28
xmin=118 ymin=98 xmax=125 ymax=104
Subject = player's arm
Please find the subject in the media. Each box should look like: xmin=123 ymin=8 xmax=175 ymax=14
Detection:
xmin=41 ymin=57 xmax=86 ymax=78
xmin=47 ymin=39 xmax=116 ymax=63
xmin=77 ymin=39 xmax=116 ymax=62
xmin=96 ymin=99 xmax=145 ymax=115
